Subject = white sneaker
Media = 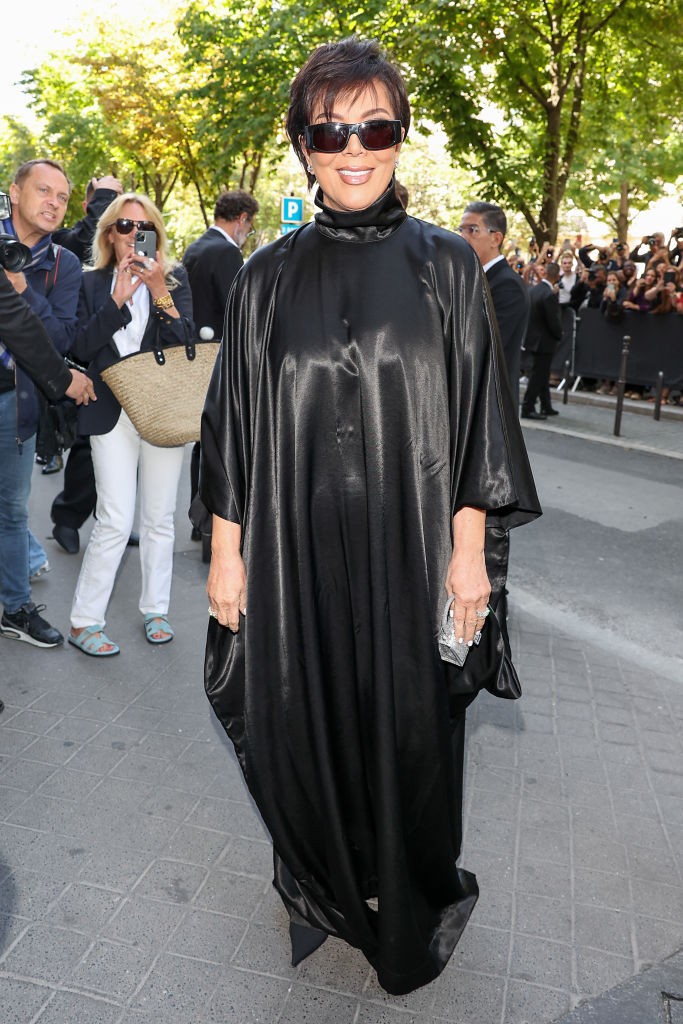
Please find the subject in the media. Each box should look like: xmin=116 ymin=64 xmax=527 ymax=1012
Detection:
xmin=29 ymin=561 xmax=51 ymax=583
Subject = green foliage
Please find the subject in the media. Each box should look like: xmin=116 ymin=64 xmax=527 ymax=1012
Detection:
xmin=6 ymin=0 xmax=682 ymax=247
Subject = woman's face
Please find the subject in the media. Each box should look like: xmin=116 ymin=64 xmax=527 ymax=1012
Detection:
xmin=607 ymin=273 xmax=619 ymax=287
xmin=644 ymin=268 xmax=656 ymax=285
xmin=302 ymin=80 xmax=403 ymax=213
xmin=108 ymin=201 xmax=153 ymax=264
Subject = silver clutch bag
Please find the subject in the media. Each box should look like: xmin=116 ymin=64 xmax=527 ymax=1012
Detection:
xmin=438 ymin=594 xmax=482 ymax=667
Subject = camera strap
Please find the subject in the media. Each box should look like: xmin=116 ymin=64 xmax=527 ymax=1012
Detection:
xmin=44 ymin=244 xmax=62 ymax=296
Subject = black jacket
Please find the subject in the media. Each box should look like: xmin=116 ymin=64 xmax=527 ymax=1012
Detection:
xmin=485 ymin=257 xmax=529 ymax=388
xmin=525 ymin=280 xmax=562 ymax=354
xmin=182 ymin=227 xmax=243 ymax=341
xmin=0 ymin=268 xmax=72 ymax=399
xmin=72 ymin=265 xmax=194 ymax=436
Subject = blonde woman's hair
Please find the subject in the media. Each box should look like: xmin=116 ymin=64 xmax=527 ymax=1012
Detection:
xmin=90 ymin=192 xmax=177 ymax=284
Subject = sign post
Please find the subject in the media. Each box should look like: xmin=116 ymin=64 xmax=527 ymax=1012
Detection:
xmin=280 ymin=196 xmax=304 ymax=235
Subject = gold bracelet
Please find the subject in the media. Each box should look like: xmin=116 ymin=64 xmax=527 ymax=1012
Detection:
xmin=152 ymin=293 xmax=174 ymax=309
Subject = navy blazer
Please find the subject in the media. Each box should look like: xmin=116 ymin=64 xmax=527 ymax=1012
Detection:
xmin=72 ymin=264 xmax=194 ymax=436
xmin=182 ymin=227 xmax=243 ymax=341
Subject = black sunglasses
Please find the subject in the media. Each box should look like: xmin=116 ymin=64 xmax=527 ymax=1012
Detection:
xmin=304 ymin=119 xmax=402 ymax=154
xmin=114 ymin=218 xmax=156 ymax=234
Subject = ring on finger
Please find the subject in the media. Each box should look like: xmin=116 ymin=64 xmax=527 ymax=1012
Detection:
xmin=475 ymin=608 xmax=490 ymax=618
xmin=208 ymin=607 xmax=218 ymax=618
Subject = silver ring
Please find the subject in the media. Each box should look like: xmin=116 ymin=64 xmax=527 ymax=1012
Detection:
xmin=208 ymin=607 xmax=218 ymax=618
xmin=474 ymin=630 xmax=483 ymax=645
xmin=475 ymin=608 xmax=490 ymax=618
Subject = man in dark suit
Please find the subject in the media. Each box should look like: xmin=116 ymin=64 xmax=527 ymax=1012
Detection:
xmin=459 ymin=201 xmax=529 ymax=393
xmin=521 ymin=262 xmax=562 ymax=419
xmin=183 ymin=190 xmax=259 ymax=545
xmin=183 ymin=189 xmax=259 ymax=340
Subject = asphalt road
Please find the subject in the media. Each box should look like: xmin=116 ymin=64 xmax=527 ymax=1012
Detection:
xmin=510 ymin=428 xmax=683 ymax=679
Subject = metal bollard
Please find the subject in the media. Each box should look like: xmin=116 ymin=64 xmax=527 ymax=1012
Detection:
xmin=653 ymin=371 xmax=664 ymax=422
xmin=562 ymin=360 xmax=570 ymax=405
xmin=614 ymin=335 xmax=631 ymax=437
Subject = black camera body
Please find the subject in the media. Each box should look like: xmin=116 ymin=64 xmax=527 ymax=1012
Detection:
xmin=0 ymin=191 xmax=32 ymax=272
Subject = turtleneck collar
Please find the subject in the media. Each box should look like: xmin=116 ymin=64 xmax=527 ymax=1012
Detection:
xmin=313 ymin=182 xmax=407 ymax=242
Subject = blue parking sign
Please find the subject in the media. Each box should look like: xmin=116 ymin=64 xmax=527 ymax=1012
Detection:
xmin=281 ymin=196 xmax=304 ymax=223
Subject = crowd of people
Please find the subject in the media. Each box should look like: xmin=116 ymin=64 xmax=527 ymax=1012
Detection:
xmin=508 ymin=229 xmax=683 ymax=317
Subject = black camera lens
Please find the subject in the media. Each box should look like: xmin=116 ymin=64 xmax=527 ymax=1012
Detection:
xmin=0 ymin=234 xmax=31 ymax=273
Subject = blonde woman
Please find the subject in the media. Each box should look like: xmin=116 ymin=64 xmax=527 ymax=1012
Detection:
xmin=68 ymin=193 xmax=194 ymax=655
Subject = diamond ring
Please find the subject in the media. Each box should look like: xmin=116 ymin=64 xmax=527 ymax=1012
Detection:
xmin=208 ymin=607 xmax=218 ymax=618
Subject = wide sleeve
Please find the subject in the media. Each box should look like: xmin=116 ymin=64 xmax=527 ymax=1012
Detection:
xmin=199 ymin=250 xmax=283 ymax=527
xmin=442 ymin=241 xmax=541 ymax=531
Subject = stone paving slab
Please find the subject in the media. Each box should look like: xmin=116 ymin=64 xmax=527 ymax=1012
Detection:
xmin=553 ymin=948 xmax=683 ymax=1023
xmin=0 ymin=451 xmax=681 ymax=1023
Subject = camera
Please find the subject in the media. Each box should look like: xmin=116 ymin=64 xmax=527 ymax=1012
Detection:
xmin=0 ymin=191 xmax=31 ymax=272
xmin=616 ymin=243 xmax=624 ymax=251
xmin=546 ymin=248 xmax=554 ymax=258
xmin=664 ymin=269 xmax=677 ymax=284
xmin=647 ymin=236 xmax=656 ymax=246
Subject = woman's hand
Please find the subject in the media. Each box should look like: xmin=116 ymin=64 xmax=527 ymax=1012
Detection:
xmin=207 ymin=516 xmax=246 ymax=632
xmin=133 ymin=252 xmax=180 ymax=318
xmin=444 ymin=506 xmax=490 ymax=646
xmin=112 ymin=252 xmax=143 ymax=308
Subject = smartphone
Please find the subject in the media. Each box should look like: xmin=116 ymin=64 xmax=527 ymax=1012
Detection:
xmin=664 ymin=269 xmax=677 ymax=284
xmin=134 ymin=229 xmax=157 ymax=261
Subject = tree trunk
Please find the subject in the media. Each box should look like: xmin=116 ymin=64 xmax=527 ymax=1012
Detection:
xmin=617 ymin=180 xmax=629 ymax=243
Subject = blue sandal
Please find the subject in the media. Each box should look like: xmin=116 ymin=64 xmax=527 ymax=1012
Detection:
xmin=69 ymin=625 xmax=120 ymax=657
xmin=144 ymin=614 xmax=174 ymax=645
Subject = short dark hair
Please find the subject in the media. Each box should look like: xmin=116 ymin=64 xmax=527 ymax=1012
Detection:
xmin=214 ymin=189 xmax=259 ymax=223
xmin=286 ymin=37 xmax=411 ymax=189
xmin=545 ymin=261 xmax=560 ymax=283
xmin=463 ymin=201 xmax=507 ymax=238
xmin=394 ymin=180 xmax=409 ymax=210
xmin=14 ymin=159 xmax=72 ymax=192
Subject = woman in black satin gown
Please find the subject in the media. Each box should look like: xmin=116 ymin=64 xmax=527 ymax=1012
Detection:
xmin=201 ymin=38 xmax=540 ymax=995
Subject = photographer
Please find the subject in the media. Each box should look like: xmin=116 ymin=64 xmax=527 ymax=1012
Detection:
xmin=667 ymin=228 xmax=683 ymax=267
xmin=628 ymin=232 xmax=666 ymax=265
xmin=570 ymin=263 xmax=606 ymax=310
xmin=0 ymin=267 xmax=94 ymax=650
xmin=0 ymin=159 xmax=81 ymax=649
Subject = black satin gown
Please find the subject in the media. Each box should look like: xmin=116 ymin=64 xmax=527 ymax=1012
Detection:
xmin=201 ymin=185 xmax=541 ymax=994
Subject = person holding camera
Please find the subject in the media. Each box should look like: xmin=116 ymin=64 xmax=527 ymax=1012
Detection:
xmin=570 ymin=263 xmax=606 ymax=310
xmin=67 ymin=193 xmax=194 ymax=656
xmin=623 ymin=265 xmax=657 ymax=313
xmin=49 ymin=174 xmax=124 ymax=550
xmin=628 ymin=232 xmax=666 ymax=265
xmin=0 ymin=159 xmax=82 ymax=647
xmin=0 ymin=267 xmax=94 ymax=649
xmin=667 ymin=228 xmax=683 ymax=267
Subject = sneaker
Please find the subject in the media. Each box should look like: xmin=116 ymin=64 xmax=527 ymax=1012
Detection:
xmin=29 ymin=561 xmax=51 ymax=583
xmin=0 ymin=603 xmax=64 ymax=648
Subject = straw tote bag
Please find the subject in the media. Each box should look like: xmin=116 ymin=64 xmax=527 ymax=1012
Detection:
xmin=101 ymin=326 xmax=220 ymax=447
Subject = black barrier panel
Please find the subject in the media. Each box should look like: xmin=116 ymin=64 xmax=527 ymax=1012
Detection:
xmin=573 ymin=307 xmax=683 ymax=388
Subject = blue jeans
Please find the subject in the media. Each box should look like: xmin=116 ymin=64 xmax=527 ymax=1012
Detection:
xmin=28 ymin=530 xmax=48 ymax=576
xmin=0 ymin=391 xmax=35 ymax=613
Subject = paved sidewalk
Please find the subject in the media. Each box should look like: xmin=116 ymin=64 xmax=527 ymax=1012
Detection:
xmin=0 ymin=450 xmax=681 ymax=1024
xmin=519 ymin=389 xmax=683 ymax=460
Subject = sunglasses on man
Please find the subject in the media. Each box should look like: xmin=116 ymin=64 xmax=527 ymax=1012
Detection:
xmin=304 ymin=119 xmax=402 ymax=154
xmin=114 ymin=218 xmax=156 ymax=234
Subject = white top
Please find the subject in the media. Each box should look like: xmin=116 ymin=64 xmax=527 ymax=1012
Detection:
xmin=111 ymin=270 xmax=150 ymax=357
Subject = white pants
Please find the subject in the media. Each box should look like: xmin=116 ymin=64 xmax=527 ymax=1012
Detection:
xmin=71 ymin=409 xmax=186 ymax=629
